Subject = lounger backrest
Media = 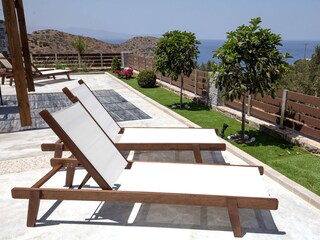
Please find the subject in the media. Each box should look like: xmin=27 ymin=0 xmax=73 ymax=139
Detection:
xmin=0 ymin=53 xmax=13 ymax=69
xmin=70 ymin=83 xmax=121 ymax=141
xmin=48 ymin=102 xmax=127 ymax=189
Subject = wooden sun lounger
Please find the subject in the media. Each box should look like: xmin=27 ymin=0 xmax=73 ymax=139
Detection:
xmin=41 ymin=80 xmax=226 ymax=163
xmin=0 ymin=53 xmax=71 ymax=85
xmin=11 ymin=102 xmax=278 ymax=237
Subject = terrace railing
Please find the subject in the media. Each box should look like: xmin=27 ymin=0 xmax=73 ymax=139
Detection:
xmin=224 ymin=90 xmax=320 ymax=140
xmin=127 ymin=53 xmax=209 ymax=98
xmin=31 ymin=53 xmax=121 ymax=69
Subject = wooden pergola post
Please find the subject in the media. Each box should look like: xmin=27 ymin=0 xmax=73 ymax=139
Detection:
xmin=15 ymin=0 xmax=34 ymax=91
xmin=2 ymin=0 xmax=32 ymax=126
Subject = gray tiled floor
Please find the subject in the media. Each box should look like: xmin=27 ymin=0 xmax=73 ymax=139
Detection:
xmin=0 ymin=89 xmax=150 ymax=133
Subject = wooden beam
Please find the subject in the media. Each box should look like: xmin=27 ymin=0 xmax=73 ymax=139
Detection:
xmin=15 ymin=0 xmax=34 ymax=91
xmin=2 ymin=0 xmax=32 ymax=126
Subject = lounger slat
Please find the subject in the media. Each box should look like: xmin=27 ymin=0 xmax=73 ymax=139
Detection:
xmin=12 ymin=188 xmax=278 ymax=210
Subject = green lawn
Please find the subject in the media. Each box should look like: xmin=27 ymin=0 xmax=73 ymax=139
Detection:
xmin=115 ymin=74 xmax=320 ymax=195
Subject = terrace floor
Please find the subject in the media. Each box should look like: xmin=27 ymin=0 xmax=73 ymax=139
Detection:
xmin=0 ymin=73 xmax=319 ymax=239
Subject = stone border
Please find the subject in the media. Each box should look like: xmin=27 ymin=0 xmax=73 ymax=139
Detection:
xmin=106 ymin=72 xmax=320 ymax=210
xmin=216 ymin=106 xmax=320 ymax=154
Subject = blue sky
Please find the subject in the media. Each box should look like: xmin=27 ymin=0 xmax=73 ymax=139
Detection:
xmin=1 ymin=0 xmax=320 ymax=40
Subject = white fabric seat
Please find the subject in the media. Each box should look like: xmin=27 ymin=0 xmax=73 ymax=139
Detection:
xmin=117 ymin=128 xmax=220 ymax=144
xmin=117 ymin=162 xmax=270 ymax=198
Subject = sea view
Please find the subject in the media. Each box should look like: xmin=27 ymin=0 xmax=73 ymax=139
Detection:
xmin=105 ymin=39 xmax=320 ymax=65
xmin=197 ymin=39 xmax=320 ymax=65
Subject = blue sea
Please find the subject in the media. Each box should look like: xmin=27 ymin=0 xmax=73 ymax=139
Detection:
xmin=105 ymin=39 xmax=320 ymax=65
xmin=197 ymin=40 xmax=320 ymax=65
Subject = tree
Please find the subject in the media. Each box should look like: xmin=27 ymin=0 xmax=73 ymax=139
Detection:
xmin=213 ymin=17 xmax=290 ymax=142
xmin=280 ymin=45 xmax=320 ymax=96
xmin=308 ymin=46 xmax=320 ymax=97
xmin=71 ymin=36 xmax=87 ymax=55
xmin=110 ymin=56 xmax=121 ymax=72
xmin=71 ymin=36 xmax=87 ymax=68
xmin=154 ymin=30 xmax=200 ymax=109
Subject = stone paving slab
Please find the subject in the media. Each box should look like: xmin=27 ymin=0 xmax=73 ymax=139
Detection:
xmin=0 ymin=89 xmax=150 ymax=133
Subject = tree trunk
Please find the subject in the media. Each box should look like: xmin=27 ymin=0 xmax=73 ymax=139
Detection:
xmin=241 ymin=94 xmax=246 ymax=142
xmin=180 ymin=75 xmax=183 ymax=109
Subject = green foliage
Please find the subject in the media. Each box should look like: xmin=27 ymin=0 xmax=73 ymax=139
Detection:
xmin=137 ymin=70 xmax=157 ymax=88
xmin=281 ymin=45 xmax=320 ymax=96
xmin=110 ymin=56 xmax=121 ymax=72
xmin=199 ymin=60 xmax=215 ymax=71
xmin=154 ymin=30 xmax=200 ymax=108
xmin=71 ymin=36 xmax=87 ymax=55
xmin=213 ymin=17 xmax=291 ymax=141
xmin=54 ymin=61 xmax=63 ymax=69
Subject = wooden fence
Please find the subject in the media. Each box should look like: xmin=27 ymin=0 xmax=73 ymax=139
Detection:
xmin=225 ymin=91 xmax=320 ymax=140
xmin=127 ymin=54 xmax=209 ymax=97
xmin=31 ymin=53 xmax=121 ymax=68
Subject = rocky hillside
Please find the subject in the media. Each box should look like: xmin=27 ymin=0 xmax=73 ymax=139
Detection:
xmin=119 ymin=36 xmax=159 ymax=57
xmin=28 ymin=29 xmax=159 ymax=57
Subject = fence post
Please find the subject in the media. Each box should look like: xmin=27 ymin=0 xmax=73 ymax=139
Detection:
xmin=194 ymin=69 xmax=198 ymax=95
xmin=247 ymin=94 xmax=252 ymax=116
xmin=100 ymin=53 xmax=103 ymax=68
xmin=77 ymin=53 xmax=81 ymax=68
xmin=55 ymin=53 xmax=58 ymax=62
xmin=30 ymin=53 xmax=33 ymax=62
xmin=280 ymin=90 xmax=288 ymax=129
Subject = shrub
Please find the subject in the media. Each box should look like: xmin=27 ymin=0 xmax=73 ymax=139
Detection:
xmin=54 ymin=61 xmax=63 ymax=69
xmin=137 ymin=70 xmax=157 ymax=88
xmin=111 ymin=56 xmax=121 ymax=72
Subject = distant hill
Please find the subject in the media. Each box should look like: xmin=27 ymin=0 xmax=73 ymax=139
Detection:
xmin=28 ymin=29 xmax=159 ymax=57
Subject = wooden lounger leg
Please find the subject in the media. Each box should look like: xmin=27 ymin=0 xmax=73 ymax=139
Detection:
xmin=66 ymin=73 xmax=70 ymax=80
xmin=27 ymin=190 xmax=40 ymax=227
xmin=65 ymin=166 xmax=75 ymax=187
xmin=192 ymin=144 xmax=203 ymax=163
xmin=227 ymin=198 xmax=242 ymax=237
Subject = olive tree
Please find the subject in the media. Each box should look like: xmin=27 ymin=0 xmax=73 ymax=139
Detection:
xmin=213 ymin=17 xmax=290 ymax=141
xmin=154 ymin=30 xmax=200 ymax=109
